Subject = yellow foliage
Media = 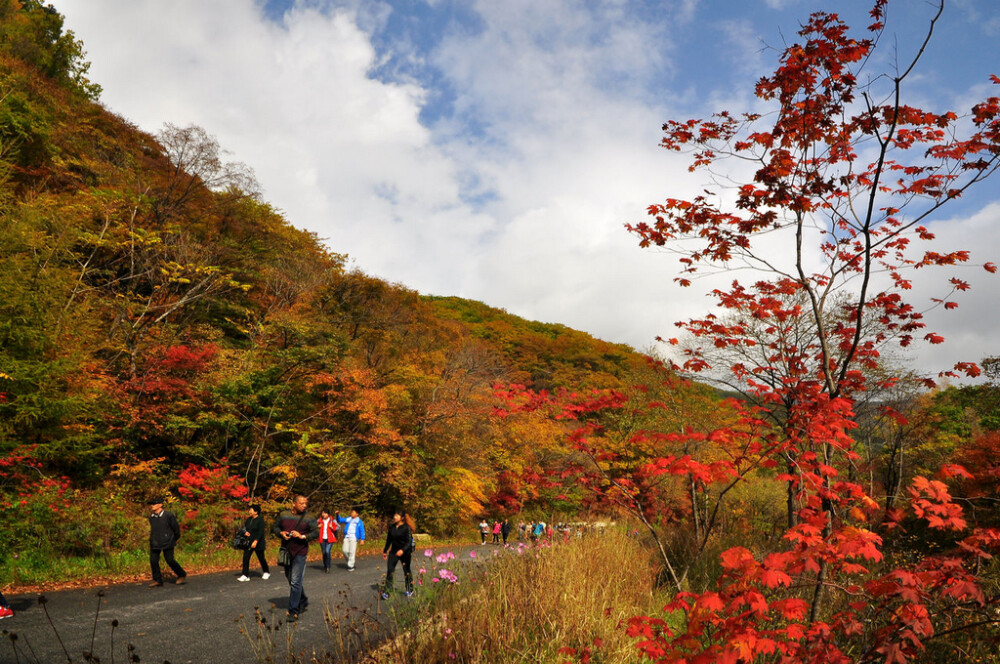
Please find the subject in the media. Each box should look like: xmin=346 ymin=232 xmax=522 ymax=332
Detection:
xmin=270 ymin=465 xmax=299 ymax=481
xmin=442 ymin=467 xmax=488 ymax=520
xmin=111 ymin=457 xmax=165 ymax=480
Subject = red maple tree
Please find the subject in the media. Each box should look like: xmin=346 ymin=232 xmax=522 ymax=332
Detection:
xmin=514 ymin=1 xmax=1000 ymax=661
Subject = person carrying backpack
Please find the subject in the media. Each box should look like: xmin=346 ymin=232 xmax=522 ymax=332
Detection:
xmin=381 ymin=509 xmax=415 ymax=598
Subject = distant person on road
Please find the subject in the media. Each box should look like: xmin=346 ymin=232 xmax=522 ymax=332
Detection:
xmin=237 ymin=504 xmax=270 ymax=582
xmin=147 ymin=497 xmax=187 ymax=587
xmin=491 ymin=520 xmax=501 ymax=544
xmin=479 ymin=519 xmax=489 ymax=544
xmin=336 ymin=508 xmax=366 ymax=571
xmin=381 ymin=509 xmax=415 ymax=598
xmin=318 ymin=508 xmax=338 ymax=573
xmin=532 ymin=521 xmax=544 ymax=543
xmin=0 ymin=590 xmax=12 ymax=620
xmin=273 ymin=495 xmax=318 ymax=621
xmin=501 ymin=518 xmax=511 ymax=544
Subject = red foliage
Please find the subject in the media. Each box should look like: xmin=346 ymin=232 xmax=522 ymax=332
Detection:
xmin=511 ymin=1 xmax=1000 ymax=661
xmin=951 ymin=431 xmax=1000 ymax=508
xmin=177 ymin=462 xmax=249 ymax=502
xmin=0 ymin=444 xmax=72 ymax=512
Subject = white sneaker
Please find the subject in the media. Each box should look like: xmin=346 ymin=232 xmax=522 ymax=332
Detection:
xmin=237 ymin=575 xmax=250 ymax=582
xmin=261 ymin=572 xmax=270 ymax=580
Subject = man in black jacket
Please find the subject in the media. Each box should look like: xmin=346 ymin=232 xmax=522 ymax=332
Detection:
xmin=147 ymin=497 xmax=187 ymax=587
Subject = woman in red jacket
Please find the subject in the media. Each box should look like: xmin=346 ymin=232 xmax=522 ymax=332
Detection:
xmin=318 ymin=508 xmax=338 ymax=573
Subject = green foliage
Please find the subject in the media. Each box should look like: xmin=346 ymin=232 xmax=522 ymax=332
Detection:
xmin=0 ymin=5 xmax=723 ymax=586
xmin=0 ymin=0 xmax=101 ymax=99
xmin=930 ymin=384 xmax=1000 ymax=433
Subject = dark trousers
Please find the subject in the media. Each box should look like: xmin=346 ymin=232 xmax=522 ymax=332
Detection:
xmin=385 ymin=551 xmax=413 ymax=593
xmin=150 ymin=547 xmax=186 ymax=583
xmin=242 ymin=547 xmax=269 ymax=576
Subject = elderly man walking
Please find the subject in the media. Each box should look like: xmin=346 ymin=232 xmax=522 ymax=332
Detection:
xmin=147 ymin=497 xmax=187 ymax=587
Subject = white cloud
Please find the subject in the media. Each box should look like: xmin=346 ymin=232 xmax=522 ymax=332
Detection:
xmin=911 ymin=203 xmax=1000 ymax=374
xmin=57 ymin=0 xmax=1000 ymax=380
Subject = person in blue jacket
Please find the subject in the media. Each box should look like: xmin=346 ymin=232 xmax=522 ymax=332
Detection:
xmin=336 ymin=508 xmax=366 ymax=571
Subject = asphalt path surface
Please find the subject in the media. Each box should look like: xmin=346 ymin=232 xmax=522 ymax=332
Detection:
xmin=0 ymin=545 xmax=479 ymax=664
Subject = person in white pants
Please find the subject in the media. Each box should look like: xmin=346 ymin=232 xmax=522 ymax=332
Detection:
xmin=336 ymin=508 xmax=366 ymax=570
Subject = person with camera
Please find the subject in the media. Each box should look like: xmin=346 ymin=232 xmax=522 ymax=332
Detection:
xmin=237 ymin=504 xmax=270 ymax=582
xmin=147 ymin=497 xmax=187 ymax=587
xmin=272 ymin=495 xmax=318 ymax=621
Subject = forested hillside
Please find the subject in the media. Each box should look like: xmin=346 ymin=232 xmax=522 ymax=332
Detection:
xmin=6 ymin=10 xmax=1000 ymax=663
xmin=0 ymin=0 xmax=733 ymax=578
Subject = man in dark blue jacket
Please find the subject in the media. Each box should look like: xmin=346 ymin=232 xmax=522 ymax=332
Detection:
xmin=147 ymin=497 xmax=187 ymax=587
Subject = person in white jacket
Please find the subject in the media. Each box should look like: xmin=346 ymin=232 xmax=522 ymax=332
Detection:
xmin=336 ymin=508 xmax=366 ymax=571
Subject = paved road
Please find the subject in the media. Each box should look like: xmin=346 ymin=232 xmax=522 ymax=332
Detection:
xmin=1 ymin=551 xmax=441 ymax=664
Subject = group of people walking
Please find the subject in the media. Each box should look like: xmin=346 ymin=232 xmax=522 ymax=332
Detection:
xmin=478 ymin=518 xmax=512 ymax=544
xmin=145 ymin=495 xmax=412 ymax=622
xmin=478 ymin=519 xmax=587 ymax=545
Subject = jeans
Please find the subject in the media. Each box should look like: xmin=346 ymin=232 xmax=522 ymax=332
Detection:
xmin=242 ymin=547 xmax=269 ymax=576
xmin=320 ymin=541 xmax=333 ymax=570
xmin=150 ymin=547 xmax=186 ymax=583
xmin=283 ymin=553 xmax=308 ymax=613
xmin=342 ymin=537 xmax=358 ymax=569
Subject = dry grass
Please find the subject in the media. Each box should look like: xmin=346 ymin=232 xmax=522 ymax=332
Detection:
xmin=370 ymin=530 xmax=663 ymax=663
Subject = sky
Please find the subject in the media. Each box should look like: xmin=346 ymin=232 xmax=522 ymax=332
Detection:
xmin=56 ymin=0 xmax=1000 ymax=380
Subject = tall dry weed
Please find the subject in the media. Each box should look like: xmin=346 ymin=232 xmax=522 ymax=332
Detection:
xmin=371 ymin=530 xmax=661 ymax=663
